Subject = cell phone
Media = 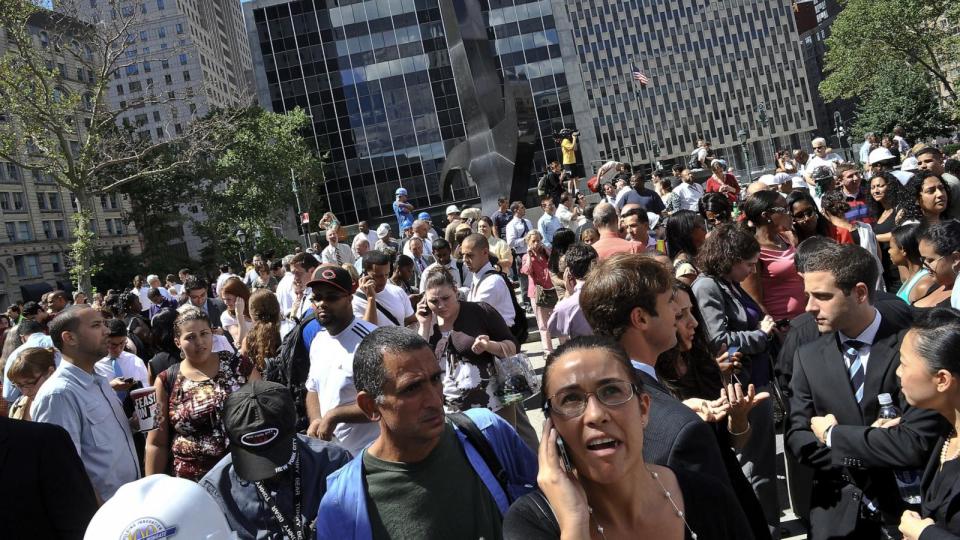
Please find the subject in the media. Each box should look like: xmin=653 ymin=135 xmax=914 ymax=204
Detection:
xmin=556 ymin=437 xmax=573 ymax=473
xmin=727 ymin=346 xmax=739 ymax=356
xmin=775 ymin=319 xmax=790 ymax=328
xmin=122 ymin=377 xmax=136 ymax=384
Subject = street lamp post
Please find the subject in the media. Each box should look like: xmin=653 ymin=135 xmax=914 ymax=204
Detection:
xmin=756 ymin=103 xmax=776 ymax=168
xmin=235 ymin=229 xmax=247 ymax=267
xmin=738 ymin=128 xmax=750 ymax=183
xmin=290 ymin=168 xmax=310 ymax=249
xmin=650 ymin=140 xmax=661 ymax=172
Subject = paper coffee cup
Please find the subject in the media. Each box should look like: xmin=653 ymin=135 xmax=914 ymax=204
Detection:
xmin=131 ymin=386 xmax=159 ymax=432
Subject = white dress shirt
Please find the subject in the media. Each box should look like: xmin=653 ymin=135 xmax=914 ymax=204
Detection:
xmin=467 ymin=262 xmax=516 ymax=327
xmin=321 ymin=243 xmax=356 ymax=265
xmin=505 ymin=217 xmax=533 ymax=254
xmin=673 ymin=182 xmax=705 ymax=211
xmin=826 ymin=309 xmax=882 ymax=447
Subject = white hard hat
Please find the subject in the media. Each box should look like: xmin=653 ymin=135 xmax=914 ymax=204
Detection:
xmin=445 ymin=204 xmax=461 ymax=215
xmin=85 ymin=475 xmax=236 ymax=540
xmin=900 ymin=156 xmax=920 ymax=172
xmin=869 ymin=147 xmax=897 ymax=165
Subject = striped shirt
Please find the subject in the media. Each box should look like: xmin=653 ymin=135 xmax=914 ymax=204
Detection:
xmin=306 ymin=318 xmax=378 ymax=455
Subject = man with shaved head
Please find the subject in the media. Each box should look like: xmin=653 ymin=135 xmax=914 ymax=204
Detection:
xmin=462 ymin=233 xmax=516 ymax=327
xmin=589 ymin=202 xmax=643 ymax=259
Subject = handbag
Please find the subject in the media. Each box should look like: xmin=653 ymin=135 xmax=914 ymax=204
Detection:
xmin=535 ymin=285 xmax=558 ymax=309
xmin=493 ymin=353 xmax=541 ymax=405
xmin=586 ymin=175 xmax=600 ymax=193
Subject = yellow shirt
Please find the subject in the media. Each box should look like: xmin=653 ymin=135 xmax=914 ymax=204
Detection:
xmin=561 ymin=138 xmax=576 ymax=165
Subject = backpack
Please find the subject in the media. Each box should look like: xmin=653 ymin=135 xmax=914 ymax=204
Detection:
xmin=537 ymin=173 xmax=549 ymax=197
xmin=476 ymin=270 xmax=529 ymax=344
xmin=263 ymin=312 xmax=317 ymax=432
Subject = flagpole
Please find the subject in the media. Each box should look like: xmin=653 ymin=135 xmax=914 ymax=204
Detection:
xmin=630 ymin=61 xmax=655 ymax=176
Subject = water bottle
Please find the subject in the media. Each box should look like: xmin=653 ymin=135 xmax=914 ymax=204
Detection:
xmin=878 ymin=393 xmax=922 ymax=505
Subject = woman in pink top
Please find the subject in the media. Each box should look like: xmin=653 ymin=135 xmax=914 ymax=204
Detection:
xmin=740 ymin=191 xmax=806 ymax=322
xmin=521 ymin=230 xmax=556 ymax=352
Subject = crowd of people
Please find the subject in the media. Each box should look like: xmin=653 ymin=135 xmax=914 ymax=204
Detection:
xmin=3 ymin=131 xmax=960 ymax=540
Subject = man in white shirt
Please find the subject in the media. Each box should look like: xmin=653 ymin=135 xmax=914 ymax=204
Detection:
xmin=673 ymin=167 xmax=705 ymax=211
xmin=94 ymin=319 xmax=150 ymax=401
xmin=243 ymin=255 xmax=263 ymax=288
xmin=303 ymin=266 xmax=379 ymax=456
xmin=274 ymin=255 xmax=296 ymax=323
xmin=462 ymin=234 xmax=516 ymax=327
xmin=537 ymin=196 xmax=562 ymax=248
xmin=280 ymin=252 xmax=320 ymax=339
xmin=321 ymin=228 xmax=356 ymax=266
xmin=807 ymin=137 xmax=844 ymax=172
xmin=505 ymin=201 xmax=533 ymax=312
xmin=358 ymin=220 xmax=378 ymax=251
xmin=402 ymin=219 xmax=433 ymax=258
xmin=354 ymin=251 xmax=416 ymax=327
xmin=554 ymin=192 xmax=579 ymax=229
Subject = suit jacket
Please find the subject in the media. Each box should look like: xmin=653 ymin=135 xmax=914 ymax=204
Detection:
xmin=786 ymin=313 xmax=945 ymax=538
xmin=0 ymin=417 xmax=98 ymax=539
xmin=635 ymin=369 xmax=732 ymax=491
xmin=177 ymin=297 xmax=227 ymax=328
xmin=917 ymin=435 xmax=960 ymax=540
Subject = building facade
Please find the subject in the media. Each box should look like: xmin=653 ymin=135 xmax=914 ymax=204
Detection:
xmin=0 ymin=14 xmax=141 ymax=306
xmin=244 ymin=0 xmax=581 ymax=224
xmin=551 ymin=0 xmax=818 ymax=171
xmin=75 ymin=0 xmax=255 ymax=260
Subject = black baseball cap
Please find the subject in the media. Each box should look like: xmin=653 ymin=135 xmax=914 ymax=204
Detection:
xmin=223 ymin=381 xmax=297 ymax=482
xmin=304 ymin=265 xmax=355 ymax=295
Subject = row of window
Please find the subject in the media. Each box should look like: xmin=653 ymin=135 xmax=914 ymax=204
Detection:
xmin=4 ymin=216 xmax=126 ymax=243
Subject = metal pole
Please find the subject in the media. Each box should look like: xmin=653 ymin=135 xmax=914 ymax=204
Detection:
xmin=290 ymin=168 xmax=309 ymax=249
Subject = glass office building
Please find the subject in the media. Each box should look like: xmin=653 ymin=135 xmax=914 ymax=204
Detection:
xmin=244 ymin=0 xmax=578 ymax=224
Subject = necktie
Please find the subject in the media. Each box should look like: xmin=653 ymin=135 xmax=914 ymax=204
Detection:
xmin=112 ymin=357 xmax=128 ymax=400
xmin=335 ymin=246 xmax=342 ymax=265
xmin=843 ymin=339 xmax=866 ymax=403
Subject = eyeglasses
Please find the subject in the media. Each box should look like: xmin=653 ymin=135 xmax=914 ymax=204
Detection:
xmin=792 ymin=208 xmax=816 ymax=220
xmin=12 ymin=375 xmax=43 ymax=391
xmin=922 ymin=254 xmax=948 ymax=272
xmin=544 ymin=380 xmax=638 ymax=418
xmin=768 ymin=206 xmax=788 ymax=214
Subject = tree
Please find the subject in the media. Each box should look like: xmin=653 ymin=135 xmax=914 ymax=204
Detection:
xmin=190 ymin=106 xmax=325 ymax=264
xmin=851 ymin=62 xmax=953 ymax=141
xmin=0 ymin=0 xmax=243 ymax=293
xmin=820 ymin=0 xmax=960 ymax=107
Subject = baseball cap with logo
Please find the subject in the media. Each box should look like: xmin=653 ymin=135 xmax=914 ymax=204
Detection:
xmin=304 ymin=265 xmax=356 ymax=295
xmin=223 ymin=381 xmax=298 ymax=482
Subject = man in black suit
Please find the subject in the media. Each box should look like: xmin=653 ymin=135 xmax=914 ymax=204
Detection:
xmin=179 ymin=275 xmax=226 ymax=329
xmin=0 ymin=416 xmax=98 ymax=539
xmin=580 ymin=253 xmax=730 ymax=489
xmin=786 ymin=243 xmax=944 ymax=538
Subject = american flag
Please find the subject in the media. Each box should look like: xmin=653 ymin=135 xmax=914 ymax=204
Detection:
xmin=632 ymin=67 xmax=649 ymax=87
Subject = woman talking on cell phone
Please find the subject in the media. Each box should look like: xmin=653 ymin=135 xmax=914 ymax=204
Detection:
xmin=503 ymin=336 xmax=752 ymax=540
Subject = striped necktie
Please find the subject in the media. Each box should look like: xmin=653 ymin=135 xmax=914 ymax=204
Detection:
xmin=843 ymin=339 xmax=866 ymax=403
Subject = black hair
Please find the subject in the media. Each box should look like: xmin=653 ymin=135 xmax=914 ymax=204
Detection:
xmin=17 ymin=319 xmax=44 ymax=338
xmin=891 ymin=222 xmax=925 ymax=266
xmin=548 ymin=228 xmax=577 ymax=275
xmin=563 ymin=243 xmax=598 ymax=280
xmin=542 ymin=336 xmax=644 ymax=407
xmin=866 ymin=172 xmax=900 ymax=220
xmin=395 ymin=254 xmax=414 ymax=269
xmin=219 ymin=264 xmax=230 ymax=272
xmin=21 ymin=301 xmax=42 ymax=317
xmin=432 ymin=238 xmax=451 ymax=251
xmin=697 ymin=192 xmax=732 ymax=224
xmin=353 ymin=326 xmax=432 ymax=401
xmin=802 ymin=242 xmax=879 ymax=302
xmin=182 ymin=276 xmax=208 ymax=293
xmin=290 ymin=252 xmax=320 ymax=271
xmin=362 ymin=250 xmax=392 ymax=273
xmin=151 ymin=309 xmax=179 ymax=355
xmin=697 ymin=223 xmax=761 ymax=277
xmin=786 ymin=190 xmax=831 ymax=242
xmin=664 ymin=210 xmax=704 ymax=260
xmin=917 ymin=220 xmax=960 ymax=256
xmin=147 ymin=287 xmax=163 ymax=299
xmin=898 ymin=174 xmax=951 ymax=224
xmin=741 ymin=190 xmax=784 ymax=230
xmin=106 ymin=318 xmax=128 ymax=338
xmin=911 ymin=307 xmax=960 ymax=374
xmin=49 ymin=305 xmax=88 ymax=350
xmin=621 ymin=206 xmax=649 ymax=224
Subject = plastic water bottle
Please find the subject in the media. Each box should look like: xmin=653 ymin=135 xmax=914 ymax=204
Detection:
xmin=878 ymin=393 xmax=922 ymax=505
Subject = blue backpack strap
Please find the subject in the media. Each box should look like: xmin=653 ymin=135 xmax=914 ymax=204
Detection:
xmin=448 ymin=411 xmax=511 ymax=502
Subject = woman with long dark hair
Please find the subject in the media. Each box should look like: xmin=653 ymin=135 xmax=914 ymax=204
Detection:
xmin=665 ymin=210 xmax=707 ymax=286
xmin=786 ymin=190 xmax=833 ymax=243
xmin=740 ymin=191 xmax=805 ymax=321
xmin=869 ymin=173 xmax=902 ymax=290
xmin=699 ymin=192 xmax=733 ymax=233
xmin=898 ymin=174 xmax=951 ymax=226
xmin=890 ymin=223 xmax=938 ymax=305
xmin=896 ymin=308 xmax=960 ymax=539
xmin=146 ymin=308 xmax=180 ymax=385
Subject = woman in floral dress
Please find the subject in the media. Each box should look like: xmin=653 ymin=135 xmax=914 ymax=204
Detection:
xmin=145 ymin=305 xmax=260 ymax=481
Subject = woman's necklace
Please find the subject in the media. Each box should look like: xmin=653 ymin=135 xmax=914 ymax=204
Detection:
xmin=588 ymin=467 xmax=697 ymax=540
xmin=940 ymin=429 xmax=959 ymax=470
